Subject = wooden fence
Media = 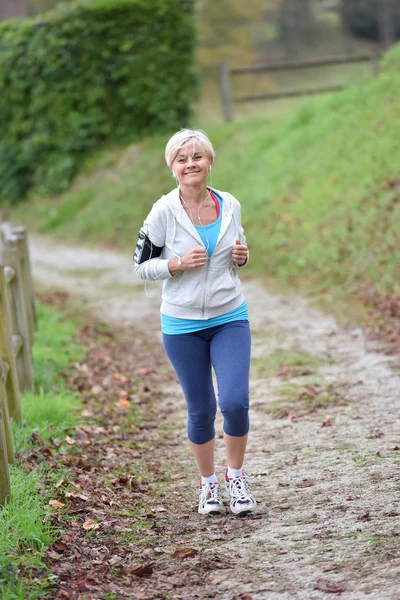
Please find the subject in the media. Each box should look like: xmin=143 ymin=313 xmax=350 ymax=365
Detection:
xmin=220 ymin=53 xmax=380 ymax=122
xmin=0 ymin=222 xmax=36 ymax=505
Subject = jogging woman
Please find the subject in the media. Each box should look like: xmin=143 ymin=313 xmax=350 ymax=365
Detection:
xmin=134 ymin=129 xmax=256 ymax=516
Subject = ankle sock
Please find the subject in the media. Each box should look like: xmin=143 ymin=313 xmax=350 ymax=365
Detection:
xmin=201 ymin=473 xmax=218 ymax=485
xmin=227 ymin=466 xmax=243 ymax=479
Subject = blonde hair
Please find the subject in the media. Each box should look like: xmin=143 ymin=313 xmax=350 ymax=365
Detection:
xmin=165 ymin=128 xmax=215 ymax=168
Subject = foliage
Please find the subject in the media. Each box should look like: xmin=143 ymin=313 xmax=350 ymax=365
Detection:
xmin=0 ymin=0 xmax=197 ymax=203
xmin=341 ymin=0 xmax=400 ymax=41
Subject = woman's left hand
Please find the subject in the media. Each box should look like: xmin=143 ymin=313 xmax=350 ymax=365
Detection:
xmin=232 ymin=239 xmax=248 ymax=266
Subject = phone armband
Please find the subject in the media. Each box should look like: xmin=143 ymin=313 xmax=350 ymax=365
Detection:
xmin=133 ymin=228 xmax=163 ymax=264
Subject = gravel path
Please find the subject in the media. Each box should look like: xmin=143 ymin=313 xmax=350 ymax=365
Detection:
xmin=30 ymin=236 xmax=400 ymax=600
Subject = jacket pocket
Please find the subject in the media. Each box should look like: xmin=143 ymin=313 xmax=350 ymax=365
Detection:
xmin=163 ymin=269 xmax=205 ymax=308
xmin=207 ymin=267 xmax=238 ymax=308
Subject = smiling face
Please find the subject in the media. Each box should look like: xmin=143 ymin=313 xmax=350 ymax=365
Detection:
xmin=171 ymin=144 xmax=212 ymax=188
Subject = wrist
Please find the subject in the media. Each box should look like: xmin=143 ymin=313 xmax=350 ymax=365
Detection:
xmin=168 ymin=256 xmax=183 ymax=276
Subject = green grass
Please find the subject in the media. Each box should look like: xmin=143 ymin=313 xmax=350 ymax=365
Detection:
xmin=0 ymin=302 xmax=84 ymax=599
xmin=11 ymin=45 xmax=400 ymax=305
xmin=251 ymin=349 xmax=325 ymax=379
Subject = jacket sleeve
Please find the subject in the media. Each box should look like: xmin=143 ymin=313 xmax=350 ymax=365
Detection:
xmin=134 ymin=202 xmax=174 ymax=281
xmin=232 ymin=198 xmax=249 ymax=269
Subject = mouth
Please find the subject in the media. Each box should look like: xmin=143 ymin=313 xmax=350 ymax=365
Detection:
xmin=185 ymin=171 xmax=200 ymax=175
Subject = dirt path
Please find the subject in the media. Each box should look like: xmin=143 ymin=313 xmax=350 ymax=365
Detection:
xmin=31 ymin=236 xmax=400 ymax=600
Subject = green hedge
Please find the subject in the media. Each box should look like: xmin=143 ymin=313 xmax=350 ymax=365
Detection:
xmin=0 ymin=0 xmax=197 ymax=203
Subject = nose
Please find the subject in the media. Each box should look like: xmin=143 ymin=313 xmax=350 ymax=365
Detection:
xmin=187 ymin=156 xmax=196 ymax=169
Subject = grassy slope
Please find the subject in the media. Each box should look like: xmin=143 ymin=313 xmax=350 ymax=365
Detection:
xmin=0 ymin=303 xmax=84 ymax=599
xmin=13 ymin=47 xmax=400 ymax=300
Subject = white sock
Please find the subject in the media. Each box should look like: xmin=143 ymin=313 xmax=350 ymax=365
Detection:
xmin=227 ymin=466 xmax=243 ymax=479
xmin=201 ymin=473 xmax=218 ymax=485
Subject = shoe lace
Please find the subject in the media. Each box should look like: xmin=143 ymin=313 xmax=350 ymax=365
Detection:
xmin=229 ymin=475 xmax=253 ymax=501
xmin=199 ymin=483 xmax=221 ymax=505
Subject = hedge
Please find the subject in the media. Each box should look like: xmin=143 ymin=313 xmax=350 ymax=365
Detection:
xmin=0 ymin=0 xmax=197 ymax=203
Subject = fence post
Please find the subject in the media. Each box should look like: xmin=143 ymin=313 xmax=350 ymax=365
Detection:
xmin=220 ymin=64 xmax=234 ymax=123
xmin=3 ymin=245 xmax=34 ymax=393
xmin=0 ymin=384 xmax=12 ymax=505
xmin=0 ymin=360 xmax=15 ymax=464
xmin=0 ymin=266 xmax=22 ymax=422
xmin=10 ymin=227 xmax=36 ymax=347
xmin=370 ymin=50 xmax=380 ymax=77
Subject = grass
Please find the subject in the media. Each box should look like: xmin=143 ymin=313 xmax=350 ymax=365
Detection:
xmin=0 ymin=302 xmax=84 ymax=599
xmin=9 ymin=45 xmax=400 ymax=312
xmin=251 ymin=349 xmax=326 ymax=379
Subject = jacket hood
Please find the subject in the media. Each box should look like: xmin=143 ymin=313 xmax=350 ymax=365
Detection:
xmin=159 ymin=187 xmax=234 ymax=217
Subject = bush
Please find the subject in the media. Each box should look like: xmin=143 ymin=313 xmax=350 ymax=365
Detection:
xmin=0 ymin=0 xmax=197 ymax=203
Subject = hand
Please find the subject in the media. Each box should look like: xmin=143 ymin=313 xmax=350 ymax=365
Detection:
xmin=181 ymin=245 xmax=207 ymax=270
xmin=232 ymin=239 xmax=248 ymax=266
xmin=168 ymin=245 xmax=207 ymax=276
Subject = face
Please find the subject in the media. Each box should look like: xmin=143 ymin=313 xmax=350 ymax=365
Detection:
xmin=171 ymin=144 xmax=211 ymax=187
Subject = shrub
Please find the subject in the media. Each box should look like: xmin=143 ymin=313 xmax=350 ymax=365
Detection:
xmin=0 ymin=0 xmax=197 ymax=203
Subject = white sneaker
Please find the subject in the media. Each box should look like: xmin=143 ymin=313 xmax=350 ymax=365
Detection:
xmin=198 ymin=482 xmax=225 ymax=515
xmin=225 ymin=472 xmax=256 ymax=515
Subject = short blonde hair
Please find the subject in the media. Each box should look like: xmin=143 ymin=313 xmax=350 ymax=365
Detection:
xmin=165 ymin=128 xmax=215 ymax=168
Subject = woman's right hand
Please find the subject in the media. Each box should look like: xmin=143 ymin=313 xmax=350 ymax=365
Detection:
xmin=168 ymin=245 xmax=207 ymax=276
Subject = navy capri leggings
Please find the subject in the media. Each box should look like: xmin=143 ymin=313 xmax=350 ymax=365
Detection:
xmin=162 ymin=320 xmax=251 ymax=445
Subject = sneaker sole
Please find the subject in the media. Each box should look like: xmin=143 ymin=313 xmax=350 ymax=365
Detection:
xmin=198 ymin=507 xmax=226 ymax=515
xmin=230 ymin=505 xmax=256 ymax=516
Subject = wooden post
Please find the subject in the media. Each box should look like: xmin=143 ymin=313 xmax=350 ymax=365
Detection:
xmin=0 ymin=375 xmax=12 ymax=505
xmin=220 ymin=64 xmax=234 ymax=123
xmin=2 ymin=244 xmax=33 ymax=394
xmin=11 ymin=227 xmax=36 ymax=348
xmin=370 ymin=50 xmax=380 ymax=78
xmin=0 ymin=360 xmax=15 ymax=465
xmin=0 ymin=267 xmax=22 ymax=422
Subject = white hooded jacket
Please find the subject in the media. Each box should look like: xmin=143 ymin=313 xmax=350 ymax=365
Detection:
xmin=134 ymin=187 xmax=248 ymax=320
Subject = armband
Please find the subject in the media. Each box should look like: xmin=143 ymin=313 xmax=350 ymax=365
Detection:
xmin=133 ymin=228 xmax=163 ymax=265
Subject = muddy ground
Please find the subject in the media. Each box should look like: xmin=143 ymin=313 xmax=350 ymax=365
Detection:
xmin=30 ymin=236 xmax=400 ymax=600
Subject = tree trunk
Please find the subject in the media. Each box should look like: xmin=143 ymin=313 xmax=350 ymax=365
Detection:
xmin=0 ymin=0 xmax=28 ymax=19
xmin=378 ymin=0 xmax=396 ymax=50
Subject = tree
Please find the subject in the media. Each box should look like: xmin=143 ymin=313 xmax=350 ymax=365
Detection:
xmin=341 ymin=0 xmax=400 ymax=46
xmin=278 ymin=0 xmax=317 ymax=60
xmin=0 ymin=0 xmax=28 ymax=18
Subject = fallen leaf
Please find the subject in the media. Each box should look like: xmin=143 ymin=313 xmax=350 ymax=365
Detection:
xmin=358 ymin=511 xmax=372 ymax=522
xmin=112 ymin=372 xmax=129 ymax=383
xmin=118 ymin=397 xmax=130 ymax=409
xmin=315 ymin=578 xmax=347 ymax=593
xmin=172 ymin=547 xmax=198 ymax=559
xmin=135 ymin=367 xmax=150 ymax=376
xmin=286 ymin=455 xmax=298 ymax=466
xmin=124 ymin=563 xmax=153 ymax=577
xmin=170 ymin=473 xmax=186 ymax=480
xmin=65 ymin=436 xmax=76 ymax=446
xmin=91 ymin=384 xmax=103 ymax=394
xmin=322 ymin=417 xmax=332 ymax=427
xmin=49 ymin=499 xmax=65 ymax=509
xmin=82 ymin=519 xmax=100 ymax=531
xmin=296 ymin=479 xmax=315 ymax=488
xmin=240 ymin=595 xmax=253 ymax=600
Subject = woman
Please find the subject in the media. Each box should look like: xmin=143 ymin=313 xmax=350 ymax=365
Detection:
xmin=134 ymin=129 xmax=256 ymax=516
